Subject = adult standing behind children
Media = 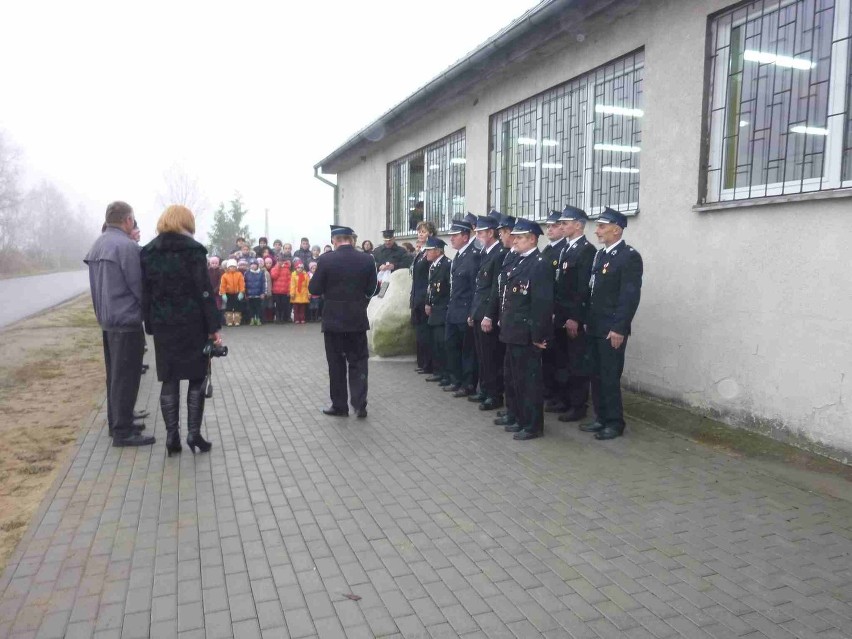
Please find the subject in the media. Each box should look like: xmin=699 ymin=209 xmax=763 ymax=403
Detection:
xmin=140 ymin=205 xmax=222 ymax=455
xmin=84 ymin=201 xmax=154 ymax=447
xmin=308 ymin=226 xmax=378 ymax=418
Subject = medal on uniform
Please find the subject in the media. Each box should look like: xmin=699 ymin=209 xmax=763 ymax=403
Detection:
xmin=552 ymin=260 xmax=557 ymax=266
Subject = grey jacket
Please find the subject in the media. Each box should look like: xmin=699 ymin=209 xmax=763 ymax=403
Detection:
xmin=84 ymin=227 xmax=143 ymax=331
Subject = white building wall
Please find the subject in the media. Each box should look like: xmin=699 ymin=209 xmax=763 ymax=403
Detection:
xmin=332 ymin=0 xmax=852 ymax=455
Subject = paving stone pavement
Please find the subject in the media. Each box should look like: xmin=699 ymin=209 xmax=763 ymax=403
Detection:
xmin=1 ymin=324 xmax=851 ymax=639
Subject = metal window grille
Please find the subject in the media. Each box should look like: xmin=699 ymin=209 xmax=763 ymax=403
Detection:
xmin=704 ymin=0 xmax=852 ymax=202
xmin=488 ymin=50 xmax=644 ymax=220
xmin=387 ymin=130 xmax=466 ymax=235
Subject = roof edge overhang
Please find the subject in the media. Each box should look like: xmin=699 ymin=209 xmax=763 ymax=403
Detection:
xmin=315 ymin=0 xmax=617 ymax=175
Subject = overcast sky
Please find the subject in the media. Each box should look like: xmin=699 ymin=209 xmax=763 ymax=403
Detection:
xmin=0 ymin=0 xmax=540 ymax=249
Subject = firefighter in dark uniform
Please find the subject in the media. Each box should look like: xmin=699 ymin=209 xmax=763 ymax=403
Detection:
xmin=308 ymin=225 xmax=378 ymax=419
xmin=468 ymin=214 xmax=506 ymax=411
xmin=497 ymin=218 xmax=554 ymax=441
xmin=540 ymin=210 xmax=568 ymax=411
xmin=444 ymin=220 xmax=481 ymax=396
xmin=423 ymin=237 xmax=452 ymax=386
xmin=373 ymin=229 xmax=411 ymax=273
xmin=410 ymin=221 xmax=437 ymax=374
xmin=491 ymin=213 xmax=519 ymax=425
xmin=583 ymin=208 xmax=642 ymax=440
xmin=553 ymin=205 xmax=597 ymax=423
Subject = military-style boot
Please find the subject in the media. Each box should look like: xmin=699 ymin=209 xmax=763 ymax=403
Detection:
xmin=186 ymin=388 xmax=212 ymax=454
xmin=160 ymin=393 xmax=182 ymax=456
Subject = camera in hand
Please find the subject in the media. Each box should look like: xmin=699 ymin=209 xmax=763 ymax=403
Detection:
xmin=203 ymin=341 xmax=228 ymax=358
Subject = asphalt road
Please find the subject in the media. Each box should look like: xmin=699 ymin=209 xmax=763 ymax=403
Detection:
xmin=0 ymin=270 xmax=91 ymax=328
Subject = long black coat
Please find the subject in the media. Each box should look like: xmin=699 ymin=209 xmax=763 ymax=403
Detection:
xmin=470 ymin=243 xmax=504 ymax=323
xmin=141 ymin=233 xmax=220 ymax=382
xmin=308 ymin=244 xmax=377 ymax=333
xmin=409 ymin=249 xmax=430 ymax=309
xmin=554 ymin=236 xmax=596 ymax=326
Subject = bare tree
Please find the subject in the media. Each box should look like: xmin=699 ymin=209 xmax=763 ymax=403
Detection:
xmin=155 ymin=163 xmax=209 ymax=220
xmin=0 ymin=132 xmax=23 ymax=252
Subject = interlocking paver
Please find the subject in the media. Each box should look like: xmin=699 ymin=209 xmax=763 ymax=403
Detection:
xmin=0 ymin=327 xmax=851 ymax=638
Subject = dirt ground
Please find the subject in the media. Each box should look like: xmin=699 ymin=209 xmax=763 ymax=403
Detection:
xmin=0 ymin=295 xmax=104 ymax=574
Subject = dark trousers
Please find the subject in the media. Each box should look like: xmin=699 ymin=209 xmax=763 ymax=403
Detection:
xmin=542 ymin=330 xmax=559 ymax=399
xmin=225 ymin=296 xmax=241 ymax=312
xmin=474 ymin=324 xmax=504 ymax=400
xmin=445 ymin=321 xmax=478 ymax=388
xmin=560 ymin=330 xmax=590 ymax=411
xmin=412 ymin=306 xmax=432 ymax=371
xmin=274 ymin=294 xmax=291 ymax=322
xmin=323 ymin=331 xmax=368 ymax=411
xmin=102 ymin=329 xmax=145 ymax=437
xmin=248 ymin=297 xmax=263 ymax=320
xmin=589 ymin=335 xmax=628 ymax=429
xmin=429 ymin=323 xmax=447 ymax=379
xmin=504 ymin=343 xmax=544 ymax=435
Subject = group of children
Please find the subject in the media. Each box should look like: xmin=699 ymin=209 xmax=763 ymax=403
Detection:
xmin=209 ymin=254 xmax=322 ymax=327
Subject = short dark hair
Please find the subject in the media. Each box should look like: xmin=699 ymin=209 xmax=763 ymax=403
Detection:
xmin=236 ymin=236 xmax=245 ymax=243
xmin=301 ymin=237 xmax=309 ymax=242
xmin=259 ymin=237 xmax=268 ymax=243
xmin=105 ymin=201 xmax=133 ymax=226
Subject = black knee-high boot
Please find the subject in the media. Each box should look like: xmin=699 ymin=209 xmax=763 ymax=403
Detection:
xmin=160 ymin=393 xmax=182 ymax=456
xmin=186 ymin=388 xmax=212 ymax=453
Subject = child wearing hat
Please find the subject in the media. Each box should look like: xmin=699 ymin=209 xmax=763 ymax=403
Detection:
xmin=244 ymin=260 xmax=268 ymax=326
xmin=219 ymin=259 xmax=246 ymax=327
xmin=290 ymin=259 xmax=310 ymax=324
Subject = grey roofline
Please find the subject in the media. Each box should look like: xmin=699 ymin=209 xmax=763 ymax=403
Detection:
xmin=314 ymin=0 xmax=592 ymax=175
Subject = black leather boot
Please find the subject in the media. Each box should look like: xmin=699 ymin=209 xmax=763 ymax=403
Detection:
xmin=186 ymin=389 xmax=212 ymax=454
xmin=160 ymin=393 xmax=182 ymax=456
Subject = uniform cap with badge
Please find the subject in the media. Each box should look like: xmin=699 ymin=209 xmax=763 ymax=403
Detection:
xmin=476 ymin=215 xmax=499 ymax=230
xmin=495 ymin=213 xmax=517 ymax=230
xmin=423 ymin=237 xmax=446 ymax=250
xmin=329 ymin=224 xmax=356 ymax=237
xmin=447 ymin=220 xmax=473 ymax=235
xmin=559 ymin=205 xmax=589 ymax=221
xmin=463 ymin=212 xmax=478 ymax=228
xmin=544 ymin=210 xmax=562 ymax=225
xmin=510 ymin=218 xmax=544 ymax=236
xmin=381 ymin=228 xmax=396 ymax=239
xmin=596 ymin=207 xmax=628 ymax=228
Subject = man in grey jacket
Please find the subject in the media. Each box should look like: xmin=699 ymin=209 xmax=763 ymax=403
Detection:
xmin=84 ymin=201 xmax=154 ymax=447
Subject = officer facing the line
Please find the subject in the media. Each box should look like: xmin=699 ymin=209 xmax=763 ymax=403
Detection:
xmin=498 ymin=218 xmax=554 ymax=441
xmin=584 ymin=208 xmax=643 ymax=440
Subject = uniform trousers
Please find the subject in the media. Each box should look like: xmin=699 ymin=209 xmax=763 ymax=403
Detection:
xmin=589 ymin=335 xmax=628 ymax=429
xmin=445 ymin=321 xmax=478 ymax=388
xmin=323 ymin=331 xmax=368 ymax=412
xmin=412 ymin=305 xmax=432 ymax=372
xmin=102 ymin=329 xmax=145 ymax=437
xmin=474 ymin=324 xmax=504 ymax=400
xmin=429 ymin=323 xmax=448 ymax=380
xmin=541 ymin=328 xmax=560 ymax=399
xmin=560 ymin=330 xmax=590 ymax=411
xmin=503 ymin=343 xmax=544 ymax=435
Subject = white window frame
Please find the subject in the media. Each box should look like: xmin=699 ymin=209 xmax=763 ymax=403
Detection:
xmin=706 ymin=0 xmax=852 ymax=202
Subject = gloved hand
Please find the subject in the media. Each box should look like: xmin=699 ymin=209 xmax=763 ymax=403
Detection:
xmin=221 ymin=294 xmax=228 ymax=303
xmin=238 ymin=292 xmax=244 ymax=301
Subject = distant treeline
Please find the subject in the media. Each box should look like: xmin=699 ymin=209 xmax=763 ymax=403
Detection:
xmin=0 ymin=131 xmax=98 ymax=275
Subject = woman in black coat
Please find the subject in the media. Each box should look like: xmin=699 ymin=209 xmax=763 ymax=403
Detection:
xmin=141 ymin=205 xmax=223 ymax=456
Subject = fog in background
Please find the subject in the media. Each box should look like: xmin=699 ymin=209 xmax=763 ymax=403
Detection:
xmin=0 ymin=0 xmax=539 ymax=268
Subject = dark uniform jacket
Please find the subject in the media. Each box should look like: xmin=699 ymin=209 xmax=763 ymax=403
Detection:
xmin=372 ymin=242 xmax=410 ymax=271
xmin=308 ymin=245 xmax=378 ymax=333
xmin=470 ymin=243 xmax=504 ymax=323
xmin=409 ymin=249 xmax=430 ymax=309
xmin=540 ymin=238 xmax=566 ymax=274
xmin=498 ymin=249 xmax=554 ymax=346
xmin=446 ymin=242 xmax=481 ymax=324
xmin=140 ymin=232 xmax=220 ymax=381
xmin=554 ymin=236 xmax=596 ymax=326
xmin=426 ymin=255 xmax=451 ymax=327
xmin=585 ymin=241 xmax=643 ymax=337
xmin=486 ymin=247 xmax=514 ymax=321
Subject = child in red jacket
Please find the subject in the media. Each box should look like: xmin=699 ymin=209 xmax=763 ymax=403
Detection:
xmin=269 ymin=255 xmax=292 ymax=323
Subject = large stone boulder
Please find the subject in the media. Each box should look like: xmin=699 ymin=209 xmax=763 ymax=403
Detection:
xmin=367 ymin=269 xmax=415 ymax=356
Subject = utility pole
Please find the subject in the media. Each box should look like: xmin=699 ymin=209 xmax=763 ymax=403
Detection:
xmin=264 ymin=208 xmax=269 ymax=238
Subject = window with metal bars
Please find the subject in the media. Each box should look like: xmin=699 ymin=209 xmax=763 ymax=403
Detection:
xmin=387 ymin=130 xmax=466 ymax=235
xmin=488 ymin=50 xmax=644 ymax=220
xmin=704 ymin=0 xmax=852 ymax=203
